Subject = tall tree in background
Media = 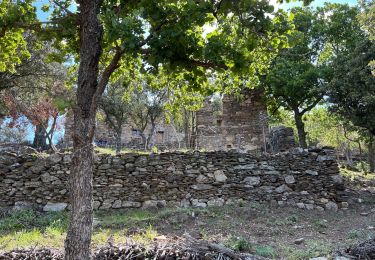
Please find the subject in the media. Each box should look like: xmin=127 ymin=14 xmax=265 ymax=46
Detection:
xmin=328 ymin=38 xmax=375 ymax=172
xmin=98 ymin=80 xmax=131 ymax=154
xmin=1 ymin=0 xmax=311 ymax=258
xmin=127 ymin=83 xmax=167 ymax=150
xmin=358 ymin=0 xmax=375 ymax=73
xmin=264 ymin=7 xmax=328 ymax=148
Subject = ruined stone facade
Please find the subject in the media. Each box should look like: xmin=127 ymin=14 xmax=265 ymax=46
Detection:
xmin=63 ymin=91 xmax=296 ymax=152
xmin=0 ymin=149 xmax=345 ymax=211
xmin=196 ymin=91 xmax=268 ymax=152
xmin=63 ymin=115 xmax=183 ymax=150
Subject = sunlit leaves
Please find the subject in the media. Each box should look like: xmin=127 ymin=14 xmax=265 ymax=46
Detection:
xmin=0 ymin=0 xmax=36 ymax=72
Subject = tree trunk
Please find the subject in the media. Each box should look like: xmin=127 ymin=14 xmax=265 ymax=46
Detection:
xmin=33 ymin=124 xmax=48 ymax=150
xmin=368 ymin=140 xmax=375 ymax=173
xmin=184 ymin=109 xmax=190 ymax=149
xmin=140 ymin=132 xmax=147 ymax=150
xmin=115 ymin=129 xmax=122 ymax=154
xmin=293 ymin=109 xmax=307 ymax=148
xmin=64 ymin=0 xmax=102 ymax=259
xmin=147 ymin=120 xmax=156 ymax=150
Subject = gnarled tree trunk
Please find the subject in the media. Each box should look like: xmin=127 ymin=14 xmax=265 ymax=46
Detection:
xmin=64 ymin=0 xmax=103 ymax=259
xmin=33 ymin=124 xmax=48 ymax=150
xmin=293 ymin=109 xmax=307 ymax=148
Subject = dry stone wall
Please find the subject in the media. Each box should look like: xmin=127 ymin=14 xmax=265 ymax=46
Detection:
xmin=0 ymin=149 xmax=346 ymax=211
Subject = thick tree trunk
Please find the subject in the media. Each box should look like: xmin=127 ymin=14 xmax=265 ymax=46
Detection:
xmin=368 ymin=140 xmax=375 ymax=173
xmin=33 ymin=124 xmax=48 ymax=150
xmin=115 ymin=129 xmax=122 ymax=154
xmin=293 ymin=109 xmax=307 ymax=148
xmin=64 ymin=0 xmax=102 ymax=259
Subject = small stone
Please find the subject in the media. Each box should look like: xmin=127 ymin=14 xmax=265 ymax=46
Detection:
xmin=191 ymin=199 xmax=207 ymax=208
xmin=180 ymin=199 xmax=191 ymax=208
xmin=294 ymin=238 xmax=305 ymax=244
xmin=243 ymin=176 xmax=261 ymax=186
xmin=275 ymin=184 xmax=291 ymax=193
xmin=309 ymin=257 xmax=328 ymax=260
xmin=284 ymin=175 xmax=295 ymax=184
xmin=331 ymin=174 xmax=343 ymax=184
xmin=196 ymin=174 xmax=208 ymax=183
xmin=296 ymin=203 xmax=305 ymax=209
xmin=207 ymin=198 xmax=225 ymax=207
xmin=191 ymin=184 xmax=213 ymax=190
xmin=142 ymin=200 xmax=166 ymax=209
xmin=43 ymin=202 xmax=67 ymax=212
xmin=316 ymin=206 xmax=325 ymax=211
xmin=48 ymin=154 xmax=62 ymax=163
xmin=122 ymin=201 xmax=142 ymax=208
xmin=112 ymin=200 xmax=122 ymax=208
xmin=214 ymin=170 xmax=227 ymax=182
xmin=13 ymin=201 xmax=33 ymax=211
xmin=341 ymin=202 xmax=349 ymax=208
xmin=305 ymin=170 xmax=318 ymax=176
xmin=305 ymin=204 xmax=314 ymax=210
xmin=93 ymin=201 xmax=101 ymax=209
xmin=360 ymin=212 xmax=369 ymax=216
xmin=325 ymin=201 xmax=338 ymax=211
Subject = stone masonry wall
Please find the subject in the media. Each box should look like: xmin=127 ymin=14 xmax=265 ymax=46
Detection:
xmin=63 ymin=114 xmax=183 ymax=149
xmin=196 ymin=91 xmax=268 ymax=152
xmin=0 ymin=149 xmax=345 ymax=211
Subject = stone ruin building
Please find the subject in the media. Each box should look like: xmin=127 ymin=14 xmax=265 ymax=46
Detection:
xmin=63 ymin=118 xmax=183 ymax=150
xmin=196 ymin=90 xmax=269 ymax=152
xmin=63 ymin=90 xmax=296 ymax=152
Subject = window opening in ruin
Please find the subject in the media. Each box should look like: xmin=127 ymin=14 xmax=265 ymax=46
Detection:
xmin=132 ymin=129 xmax=141 ymax=137
xmin=216 ymin=119 xmax=222 ymax=126
xmin=156 ymin=131 xmax=164 ymax=143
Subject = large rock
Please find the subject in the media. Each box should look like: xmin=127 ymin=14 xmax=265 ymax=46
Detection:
xmin=43 ymin=202 xmax=67 ymax=212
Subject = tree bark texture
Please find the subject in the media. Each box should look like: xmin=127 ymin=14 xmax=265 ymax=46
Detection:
xmin=293 ymin=109 xmax=307 ymax=148
xmin=33 ymin=124 xmax=48 ymax=150
xmin=368 ymin=140 xmax=375 ymax=173
xmin=64 ymin=0 xmax=102 ymax=259
xmin=115 ymin=129 xmax=122 ymax=154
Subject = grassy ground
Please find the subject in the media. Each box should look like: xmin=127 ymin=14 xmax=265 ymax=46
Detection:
xmin=1 ymin=200 xmax=374 ymax=260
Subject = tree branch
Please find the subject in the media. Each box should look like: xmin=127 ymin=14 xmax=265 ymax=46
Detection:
xmin=300 ymin=96 xmax=323 ymax=115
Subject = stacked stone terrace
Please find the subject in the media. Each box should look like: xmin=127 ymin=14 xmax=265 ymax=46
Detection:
xmin=0 ymin=148 xmax=345 ymax=211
